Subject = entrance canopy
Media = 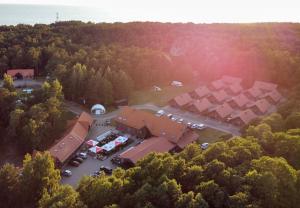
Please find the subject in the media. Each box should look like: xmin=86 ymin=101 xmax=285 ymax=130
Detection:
xmin=91 ymin=104 xmax=106 ymax=115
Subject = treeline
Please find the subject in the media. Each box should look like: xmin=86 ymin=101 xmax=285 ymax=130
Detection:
xmin=2 ymin=22 xmax=300 ymax=105
xmin=0 ymin=75 xmax=67 ymax=153
xmin=1 ymin=124 xmax=300 ymax=208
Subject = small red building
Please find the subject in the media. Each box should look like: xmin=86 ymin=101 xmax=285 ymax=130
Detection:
xmin=6 ymin=69 xmax=34 ymax=79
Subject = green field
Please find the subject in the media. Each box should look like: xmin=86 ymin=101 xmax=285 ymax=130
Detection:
xmin=129 ymin=84 xmax=198 ymax=107
xmin=196 ymin=128 xmax=231 ymax=144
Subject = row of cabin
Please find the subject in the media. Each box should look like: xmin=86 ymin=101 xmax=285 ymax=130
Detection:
xmin=169 ymin=76 xmax=283 ymax=126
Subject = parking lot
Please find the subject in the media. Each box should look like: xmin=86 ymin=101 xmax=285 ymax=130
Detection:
xmin=61 ymin=119 xmax=141 ymax=187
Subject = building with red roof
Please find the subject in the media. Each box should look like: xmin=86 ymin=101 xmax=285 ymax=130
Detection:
xmin=227 ymin=94 xmax=250 ymax=110
xmin=228 ymin=109 xmax=258 ymax=126
xmin=209 ymin=79 xmax=226 ymax=91
xmin=221 ymin=75 xmax=242 ymax=85
xmin=169 ymin=93 xmax=193 ymax=108
xmin=189 ymin=86 xmax=211 ymax=99
xmin=207 ymin=103 xmax=234 ymax=121
xmin=247 ymin=99 xmax=272 ymax=115
xmin=260 ymin=90 xmax=283 ymax=104
xmin=244 ymin=87 xmax=263 ymax=101
xmin=48 ymin=112 xmax=93 ymax=166
xmin=187 ymin=98 xmax=214 ymax=114
xmin=6 ymin=69 xmax=34 ymax=79
xmin=207 ymin=90 xmax=229 ymax=104
xmin=253 ymin=81 xmax=277 ymax=92
xmin=225 ymin=83 xmax=243 ymax=95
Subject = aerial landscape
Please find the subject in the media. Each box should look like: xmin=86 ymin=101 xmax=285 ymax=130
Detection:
xmin=1 ymin=0 xmax=300 ymax=208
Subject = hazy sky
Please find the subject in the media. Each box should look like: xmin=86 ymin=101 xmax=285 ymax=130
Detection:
xmin=1 ymin=0 xmax=300 ymax=23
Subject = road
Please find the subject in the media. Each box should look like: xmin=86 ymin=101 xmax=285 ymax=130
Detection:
xmin=64 ymin=101 xmax=241 ymax=136
xmin=0 ymin=79 xmax=43 ymax=88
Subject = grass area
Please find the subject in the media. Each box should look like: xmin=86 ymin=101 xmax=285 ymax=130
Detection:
xmin=129 ymin=84 xmax=198 ymax=107
xmin=196 ymin=128 xmax=230 ymax=144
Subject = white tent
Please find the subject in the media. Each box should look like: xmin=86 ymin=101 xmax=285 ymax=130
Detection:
xmin=91 ymin=104 xmax=106 ymax=115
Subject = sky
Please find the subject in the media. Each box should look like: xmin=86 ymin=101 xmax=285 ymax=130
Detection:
xmin=1 ymin=0 xmax=300 ymax=23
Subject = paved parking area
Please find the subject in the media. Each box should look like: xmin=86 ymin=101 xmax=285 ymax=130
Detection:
xmin=61 ymin=121 xmax=141 ymax=187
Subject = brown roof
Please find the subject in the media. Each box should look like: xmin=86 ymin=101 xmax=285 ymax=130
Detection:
xmin=6 ymin=69 xmax=34 ymax=77
xmin=210 ymin=90 xmax=229 ymax=103
xmin=263 ymin=90 xmax=283 ymax=103
xmin=245 ymin=87 xmax=263 ymax=98
xmin=253 ymin=81 xmax=277 ymax=92
xmin=248 ymin=99 xmax=272 ymax=114
xmin=115 ymin=107 xmax=187 ymax=143
xmin=229 ymin=94 xmax=250 ymax=108
xmin=176 ymin=130 xmax=199 ymax=149
xmin=120 ymin=137 xmax=175 ymax=163
xmin=221 ymin=75 xmax=242 ymax=85
xmin=193 ymin=86 xmax=211 ymax=98
xmin=48 ymin=112 xmax=93 ymax=163
xmin=210 ymin=79 xmax=225 ymax=90
xmin=227 ymin=83 xmax=243 ymax=94
xmin=171 ymin=93 xmax=193 ymax=107
xmin=190 ymin=98 xmax=214 ymax=113
xmin=211 ymin=103 xmax=234 ymax=118
xmin=230 ymin=109 xmax=258 ymax=125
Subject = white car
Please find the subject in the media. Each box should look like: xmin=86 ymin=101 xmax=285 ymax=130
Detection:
xmin=167 ymin=114 xmax=173 ymax=118
xmin=187 ymin=122 xmax=192 ymax=127
xmin=78 ymin=152 xmax=88 ymax=159
xmin=62 ymin=170 xmax=72 ymax=177
xmin=156 ymin=110 xmax=165 ymax=117
xmin=200 ymin=143 xmax=209 ymax=150
xmin=171 ymin=117 xmax=177 ymax=121
xmin=192 ymin=123 xmax=205 ymax=130
xmin=177 ymin=118 xmax=184 ymax=123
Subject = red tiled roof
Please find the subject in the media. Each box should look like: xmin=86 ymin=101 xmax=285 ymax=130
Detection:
xmin=221 ymin=75 xmax=242 ymax=85
xmin=120 ymin=137 xmax=175 ymax=164
xmin=210 ymin=79 xmax=226 ymax=90
xmin=230 ymin=109 xmax=258 ymax=125
xmin=245 ymin=87 xmax=263 ymax=98
xmin=171 ymin=93 xmax=193 ymax=107
xmin=227 ymin=83 xmax=243 ymax=94
xmin=48 ymin=112 xmax=93 ymax=164
xmin=193 ymin=86 xmax=211 ymax=98
xmin=6 ymin=69 xmax=34 ymax=77
xmin=229 ymin=94 xmax=250 ymax=108
xmin=210 ymin=90 xmax=229 ymax=103
xmin=176 ymin=130 xmax=199 ymax=149
xmin=115 ymin=107 xmax=187 ymax=143
xmin=253 ymin=81 xmax=277 ymax=92
xmin=263 ymin=90 xmax=283 ymax=103
xmin=190 ymin=98 xmax=214 ymax=113
xmin=211 ymin=103 xmax=234 ymax=118
xmin=248 ymin=99 xmax=272 ymax=114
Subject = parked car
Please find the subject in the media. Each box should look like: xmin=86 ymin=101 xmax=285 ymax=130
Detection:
xmin=78 ymin=152 xmax=88 ymax=159
xmin=69 ymin=160 xmax=80 ymax=167
xmin=200 ymin=143 xmax=209 ymax=150
xmin=62 ymin=170 xmax=72 ymax=177
xmin=105 ymin=119 xmax=111 ymax=125
xmin=73 ymin=157 xmax=84 ymax=163
xmin=91 ymin=171 xmax=101 ymax=177
xmin=187 ymin=122 xmax=192 ymax=127
xmin=171 ymin=117 xmax=177 ymax=121
xmin=156 ymin=110 xmax=165 ymax=117
xmin=167 ymin=114 xmax=173 ymax=118
xmin=111 ymin=156 xmax=122 ymax=165
xmin=192 ymin=123 xmax=205 ymax=130
xmin=99 ymin=166 xmax=113 ymax=174
xmin=177 ymin=118 xmax=184 ymax=123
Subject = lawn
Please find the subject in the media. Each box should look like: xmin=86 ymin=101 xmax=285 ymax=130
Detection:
xmin=196 ymin=128 xmax=231 ymax=144
xmin=129 ymin=83 xmax=198 ymax=107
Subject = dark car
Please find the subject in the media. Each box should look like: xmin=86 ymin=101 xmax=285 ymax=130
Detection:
xmin=99 ymin=166 xmax=113 ymax=174
xmin=111 ymin=156 xmax=121 ymax=165
xmin=69 ymin=160 xmax=80 ymax=167
xmin=73 ymin=157 xmax=84 ymax=163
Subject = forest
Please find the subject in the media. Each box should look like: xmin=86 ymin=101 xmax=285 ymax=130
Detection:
xmin=1 ymin=22 xmax=300 ymax=207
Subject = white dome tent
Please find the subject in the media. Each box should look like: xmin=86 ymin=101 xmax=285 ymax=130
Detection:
xmin=91 ymin=104 xmax=106 ymax=115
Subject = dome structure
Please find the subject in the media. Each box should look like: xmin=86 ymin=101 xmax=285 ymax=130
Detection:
xmin=91 ymin=104 xmax=106 ymax=115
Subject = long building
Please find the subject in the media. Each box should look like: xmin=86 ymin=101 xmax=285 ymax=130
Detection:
xmin=49 ymin=112 xmax=93 ymax=166
xmin=116 ymin=107 xmax=199 ymax=165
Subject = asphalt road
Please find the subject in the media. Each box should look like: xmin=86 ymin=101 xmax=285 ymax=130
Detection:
xmin=64 ymin=101 xmax=241 ymax=136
